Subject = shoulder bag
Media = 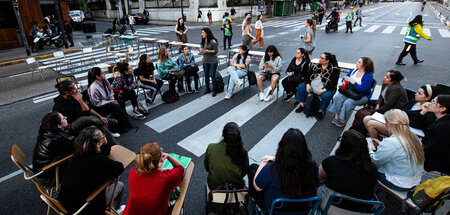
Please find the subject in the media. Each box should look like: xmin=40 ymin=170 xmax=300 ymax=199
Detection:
xmin=247 ymin=70 xmax=257 ymax=85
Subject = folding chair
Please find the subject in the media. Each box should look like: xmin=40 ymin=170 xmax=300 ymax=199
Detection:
xmin=205 ymin=184 xmax=249 ymax=215
xmin=322 ymin=192 xmax=385 ymax=215
xmin=134 ymin=67 xmax=162 ymax=105
xmin=106 ymin=47 xmax=119 ymax=64
xmin=52 ymin=51 xmax=73 ymax=73
xmin=252 ymin=197 xmax=322 ymax=215
xmin=80 ymin=47 xmax=97 ymax=67
xmin=26 ymin=57 xmax=49 ymax=80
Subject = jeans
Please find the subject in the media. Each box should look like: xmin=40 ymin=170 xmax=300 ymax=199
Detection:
xmin=378 ymin=173 xmax=412 ymax=192
xmin=140 ymin=79 xmax=164 ymax=101
xmin=295 ymin=82 xmax=334 ymax=113
xmin=226 ymin=66 xmax=247 ymax=94
xmin=329 ymin=93 xmax=368 ymax=121
xmin=203 ymin=62 xmax=218 ymax=90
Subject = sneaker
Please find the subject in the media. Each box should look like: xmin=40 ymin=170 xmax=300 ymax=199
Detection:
xmin=117 ymin=205 xmax=126 ymax=214
xmin=188 ymin=90 xmax=194 ymax=94
xmin=195 ymin=89 xmax=200 ymax=93
xmin=236 ymin=80 xmax=243 ymax=87
xmin=224 ymin=93 xmax=232 ymax=100
xmin=396 ymin=61 xmax=406 ymax=66
xmin=111 ymin=133 xmax=121 ymax=138
xmin=259 ymin=92 xmax=265 ymax=101
xmin=332 ymin=118 xmax=339 ymax=125
xmin=335 ymin=120 xmax=346 ymax=127
xmin=315 ymin=112 xmax=325 ymax=121
xmin=295 ymin=105 xmax=304 ymax=113
xmin=264 ymin=94 xmax=273 ymax=102
xmin=283 ymin=93 xmax=294 ymax=102
xmin=414 ymin=60 xmax=424 ymax=65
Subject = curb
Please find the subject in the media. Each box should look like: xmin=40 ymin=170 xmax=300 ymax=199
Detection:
xmin=0 ymin=49 xmax=82 ymax=67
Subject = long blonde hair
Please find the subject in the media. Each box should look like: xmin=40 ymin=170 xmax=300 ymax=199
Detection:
xmin=384 ymin=109 xmax=425 ymax=166
xmin=135 ymin=142 xmax=162 ymax=173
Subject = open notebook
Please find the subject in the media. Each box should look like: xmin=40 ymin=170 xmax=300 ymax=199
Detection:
xmin=162 ymin=153 xmax=191 ymax=169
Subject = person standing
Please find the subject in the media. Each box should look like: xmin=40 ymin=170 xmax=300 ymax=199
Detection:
xmin=303 ymin=2 xmax=307 ymax=12
xmin=222 ymin=12 xmax=232 ymax=25
xmin=207 ymin=10 xmax=213 ymax=25
xmin=294 ymin=1 xmax=297 ymax=14
xmin=353 ymin=4 xmax=363 ymax=27
xmin=252 ymin=15 xmax=264 ymax=49
xmin=197 ymin=9 xmax=202 ymax=22
xmin=242 ymin=18 xmax=255 ymax=50
xmin=112 ymin=18 xmax=120 ymax=35
xmin=345 ymin=7 xmax=354 ymax=33
xmin=396 ymin=15 xmax=431 ymax=66
xmin=317 ymin=6 xmax=325 ymax=25
xmin=127 ymin=13 xmax=136 ymax=34
xmin=231 ymin=7 xmax=237 ymax=18
xmin=301 ymin=19 xmax=316 ymax=59
xmin=222 ymin=19 xmax=233 ymax=50
xmin=63 ymin=20 xmax=74 ymax=47
xmin=200 ymin=28 xmax=219 ymax=97
xmin=175 ymin=18 xmax=188 ymax=43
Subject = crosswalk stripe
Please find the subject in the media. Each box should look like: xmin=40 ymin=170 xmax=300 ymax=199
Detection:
xmin=422 ymin=28 xmax=431 ymax=36
xmin=437 ymin=29 xmax=450 ymax=38
xmin=352 ymin=25 xmax=365 ymax=32
xmin=178 ymin=85 xmax=282 ymax=157
xmin=364 ymin=25 xmax=381 ymax=32
xmin=400 ymin=27 xmax=407 ymax=35
xmin=382 ymin=26 xmax=396 ymax=34
xmin=248 ymin=110 xmax=317 ymax=163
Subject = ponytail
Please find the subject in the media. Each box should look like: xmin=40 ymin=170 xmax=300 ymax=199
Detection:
xmin=135 ymin=142 xmax=162 ymax=174
xmin=311 ymin=20 xmax=317 ymax=34
xmin=324 ymin=52 xmax=338 ymax=67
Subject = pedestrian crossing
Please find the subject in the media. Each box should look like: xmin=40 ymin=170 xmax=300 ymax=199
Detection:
xmin=133 ymin=25 xmax=204 ymax=37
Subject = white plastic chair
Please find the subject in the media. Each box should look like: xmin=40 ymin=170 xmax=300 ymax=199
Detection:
xmin=26 ymin=57 xmax=49 ymax=80
xmin=52 ymin=51 xmax=73 ymax=73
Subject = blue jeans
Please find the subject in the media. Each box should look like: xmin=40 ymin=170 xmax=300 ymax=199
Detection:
xmin=226 ymin=66 xmax=247 ymax=94
xmin=329 ymin=93 xmax=368 ymax=121
xmin=295 ymin=82 xmax=334 ymax=113
xmin=203 ymin=62 xmax=218 ymax=90
xmin=378 ymin=173 xmax=412 ymax=192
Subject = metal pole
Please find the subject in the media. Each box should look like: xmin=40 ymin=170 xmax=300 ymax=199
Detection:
xmin=181 ymin=0 xmax=184 ymax=21
xmin=54 ymin=0 xmax=68 ymax=48
xmin=11 ymin=0 xmax=31 ymax=56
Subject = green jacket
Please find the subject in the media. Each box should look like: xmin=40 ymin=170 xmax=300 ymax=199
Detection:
xmin=204 ymin=141 xmax=249 ymax=190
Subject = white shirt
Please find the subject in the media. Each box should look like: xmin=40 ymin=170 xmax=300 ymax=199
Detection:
xmin=350 ymin=69 xmax=363 ymax=85
xmin=128 ymin=16 xmax=135 ymax=25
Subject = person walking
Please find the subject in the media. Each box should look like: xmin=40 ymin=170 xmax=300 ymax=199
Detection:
xmin=345 ymin=7 xmax=354 ymax=33
xmin=230 ymin=7 xmax=236 ymax=18
xmin=112 ymin=18 xmax=120 ymax=35
xmin=353 ymin=4 xmax=363 ymax=27
xmin=127 ymin=13 xmax=136 ymax=34
xmin=396 ymin=15 xmax=431 ymax=66
xmin=197 ymin=9 xmax=202 ymax=22
xmin=242 ymin=18 xmax=255 ymax=50
xmin=63 ymin=20 xmax=74 ymax=47
xmin=301 ymin=19 xmax=316 ymax=59
xmin=222 ymin=19 xmax=233 ymax=50
xmin=252 ymin=15 xmax=265 ymax=49
xmin=175 ymin=18 xmax=188 ymax=43
xmin=207 ymin=10 xmax=212 ymax=25
xmin=200 ymin=28 xmax=219 ymax=97
xmin=317 ymin=6 xmax=325 ymax=25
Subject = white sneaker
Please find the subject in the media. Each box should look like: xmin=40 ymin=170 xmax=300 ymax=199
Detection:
xmin=111 ymin=133 xmax=121 ymax=138
xmin=235 ymin=80 xmax=243 ymax=87
xmin=264 ymin=94 xmax=273 ymax=102
xmin=259 ymin=92 xmax=265 ymax=101
xmin=224 ymin=93 xmax=232 ymax=100
xmin=117 ymin=205 xmax=126 ymax=214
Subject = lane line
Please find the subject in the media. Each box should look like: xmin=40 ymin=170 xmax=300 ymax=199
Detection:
xmin=0 ymin=169 xmax=23 ymax=183
xmin=400 ymin=27 xmax=407 ymax=35
xmin=438 ymin=29 xmax=450 ymax=38
xmin=364 ymin=24 xmax=381 ymax=32
xmin=382 ymin=26 xmax=396 ymax=34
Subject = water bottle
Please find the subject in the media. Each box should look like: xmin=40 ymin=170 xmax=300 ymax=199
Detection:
xmin=342 ymin=80 xmax=349 ymax=90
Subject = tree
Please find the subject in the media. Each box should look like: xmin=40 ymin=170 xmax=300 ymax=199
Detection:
xmin=69 ymin=0 xmax=90 ymax=12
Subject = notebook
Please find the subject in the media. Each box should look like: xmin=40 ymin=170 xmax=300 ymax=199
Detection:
xmin=162 ymin=153 xmax=191 ymax=169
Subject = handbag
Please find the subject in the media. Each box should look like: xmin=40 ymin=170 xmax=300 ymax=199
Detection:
xmin=310 ymin=75 xmax=324 ymax=94
xmin=338 ymin=85 xmax=368 ymax=100
xmin=247 ymin=70 xmax=257 ymax=85
xmin=351 ymin=105 xmax=375 ymax=127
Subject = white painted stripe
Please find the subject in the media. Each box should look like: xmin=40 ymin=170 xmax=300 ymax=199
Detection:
xmin=352 ymin=25 xmax=365 ymax=32
xmin=264 ymin=35 xmax=276 ymax=39
xmin=364 ymin=25 xmax=381 ymax=32
xmin=0 ymin=169 xmax=23 ymax=183
xmin=422 ymin=28 xmax=431 ymax=36
xmin=277 ymin=32 xmax=290 ymax=35
xmin=382 ymin=26 xmax=396 ymax=34
xmin=248 ymin=111 xmax=317 ymax=163
xmin=338 ymin=24 xmax=346 ymax=31
xmin=400 ymin=27 xmax=407 ymax=35
xmin=437 ymin=29 xmax=450 ymax=38
xmin=178 ymin=85 xmax=283 ymax=157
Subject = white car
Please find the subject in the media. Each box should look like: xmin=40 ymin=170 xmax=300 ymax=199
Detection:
xmin=69 ymin=10 xmax=85 ymax=23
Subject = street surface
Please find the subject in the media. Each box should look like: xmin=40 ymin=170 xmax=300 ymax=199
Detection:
xmin=0 ymin=2 xmax=449 ymax=214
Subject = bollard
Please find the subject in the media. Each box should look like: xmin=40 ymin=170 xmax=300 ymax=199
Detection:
xmin=446 ymin=16 xmax=449 ymax=23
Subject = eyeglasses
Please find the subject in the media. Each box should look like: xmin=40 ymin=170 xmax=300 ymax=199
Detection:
xmin=62 ymin=116 xmax=67 ymax=121
xmin=431 ymin=99 xmax=437 ymax=105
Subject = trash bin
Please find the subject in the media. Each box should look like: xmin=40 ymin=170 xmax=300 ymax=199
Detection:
xmin=82 ymin=23 xmax=96 ymax=33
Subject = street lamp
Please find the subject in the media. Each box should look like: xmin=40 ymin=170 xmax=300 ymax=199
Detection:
xmin=11 ymin=0 xmax=31 ymax=56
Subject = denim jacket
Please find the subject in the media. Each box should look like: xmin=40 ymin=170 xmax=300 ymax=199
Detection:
xmin=177 ymin=52 xmax=195 ymax=70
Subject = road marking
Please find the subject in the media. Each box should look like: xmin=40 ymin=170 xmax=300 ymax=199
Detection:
xmin=422 ymin=28 xmax=431 ymax=36
xmin=178 ymin=85 xmax=284 ymax=157
xmin=437 ymin=29 xmax=450 ymax=38
xmin=0 ymin=169 xmax=23 ymax=183
xmin=352 ymin=25 xmax=365 ymax=32
xmin=248 ymin=110 xmax=317 ymax=163
xmin=382 ymin=26 xmax=396 ymax=34
xmin=400 ymin=27 xmax=407 ymax=35
xmin=364 ymin=25 xmax=381 ymax=32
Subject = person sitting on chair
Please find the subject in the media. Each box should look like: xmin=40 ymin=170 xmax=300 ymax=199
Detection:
xmin=257 ymin=45 xmax=283 ymax=102
xmin=33 ymin=111 xmax=76 ymax=188
xmin=225 ymin=45 xmax=251 ymax=100
xmin=282 ymin=48 xmax=310 ymax=103
xmin=204 ymin=122 xmax=249 ymax=190
xmin=157 ymin=47 xmax=185 ymax=93
xmin=122 ymin=142 xmax=184 ymax=215
xmin=177 ymin=45 xmax=200 ymax=94
xmin=137 ymin=54 xmax=164 ymax=104
xmin=58 ymin=128 xmax=124 ymax=214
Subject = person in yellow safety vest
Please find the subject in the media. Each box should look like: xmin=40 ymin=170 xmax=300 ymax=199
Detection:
xmin=345 ymin=7 xmax=355 ymax=33
xmin=396 ymin=15 xmax=431 ymax=66
xmin=222 ymin=12 xmax=232 ymax=25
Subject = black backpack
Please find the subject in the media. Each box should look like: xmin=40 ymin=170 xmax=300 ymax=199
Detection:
xmin=215 ymin=74 xmax=224 ymax=93
xmin=162 ymin=90 xmax=179 ymax=103
xmin=303 ymin=93 xmax=320 ymax=117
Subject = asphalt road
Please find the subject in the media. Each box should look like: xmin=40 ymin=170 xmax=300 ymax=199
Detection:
xmin=0 ymin=2 xmax=449 ymax=214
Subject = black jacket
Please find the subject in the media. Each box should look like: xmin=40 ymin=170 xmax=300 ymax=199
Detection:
xmin=285 ymin=57 xmax=310 ymax=84
xmin=53 ymin=95 xmax=90 ymax=124
xmin=422 ymin=114 xmax=450 ymax=174
xmin=32 ymin=131 xmax=75 ymax=179
xmin=376 ymin=82 xmax=408 ymax=114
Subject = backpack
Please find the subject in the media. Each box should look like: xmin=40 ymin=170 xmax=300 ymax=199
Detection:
xmin=406 ymin=176 xmax=450 ymax=212
xmin=215 ymin=74 xmax=224 ymax=93
xmin=162 ymin=90 xmax=179 ymax=103
xmin=303 ymin=93 xmax=320 ymax=117
xmin=210 ymin=183 xmax=241 ymax=215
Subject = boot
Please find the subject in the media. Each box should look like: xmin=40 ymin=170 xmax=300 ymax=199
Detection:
xmin=177 ymin=80 xmax=185 ymax=93
xmin=204 ymin=86 xmax=211 ymax=94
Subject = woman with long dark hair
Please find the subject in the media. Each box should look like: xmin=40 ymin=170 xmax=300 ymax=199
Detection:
xmin=58 ymin=128 xmax=124 ymax=214
xmin=200 ymin=28 xmax=219 ymax=96
xmin=302 ymin=19 xmax=316 ymax=59
xmin=396 ymin=15 xmax=431 ymax=65
xmin=175 ymin=18 xmax=188 ymax=43
xmin=318 ymin=130 xmax=378 ymax=207
xmin=225 ymin=45 xmax=250 ymax=100
xmin=251 ymin=128 xmax=319 ymax=213
xmin=282 ymin=48 xmax=310 ymax=103
xmin=257 ymin=45 xmax=282 ymax=102
xmin=33 ymin=111 xmax=75 ymax=187
xmin=137 ymin=54 xmax=164 ymax=104
xmin=295 ymin=52 xmax=340 ymax=120
xmin=204 ymin=122 xmax=249 ymax=190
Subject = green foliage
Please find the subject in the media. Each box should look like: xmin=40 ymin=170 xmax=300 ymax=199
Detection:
xmin=69 ymin=0 xmax=90 ymax=12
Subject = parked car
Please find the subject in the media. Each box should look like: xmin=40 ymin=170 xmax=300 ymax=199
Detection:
xmin=131 ymin=13 xmax=149 ymax=24
xmin=69 ymin=10 xmax=85 ymax=23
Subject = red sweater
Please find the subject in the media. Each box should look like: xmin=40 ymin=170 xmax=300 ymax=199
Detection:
xmin=123 ymin=165 xmax=184 ymax=215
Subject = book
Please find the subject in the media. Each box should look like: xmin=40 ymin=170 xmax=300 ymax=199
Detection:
xmin=162 ymin=153 xmax=191 ymax=169
xmin=371 ymin=112 xmax=425 ymax=137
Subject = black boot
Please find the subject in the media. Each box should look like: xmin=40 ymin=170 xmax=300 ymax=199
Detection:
xmin=204 ymin=86 xmax=211 ymax=94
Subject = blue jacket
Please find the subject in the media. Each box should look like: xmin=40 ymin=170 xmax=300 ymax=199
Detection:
xmin=342 ymin=68 xmax=374 ymax=100
xmin=177 ymin=52 xmax=195 ymax=70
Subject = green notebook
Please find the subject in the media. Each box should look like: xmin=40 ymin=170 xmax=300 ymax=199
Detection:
xmin=162 ymin=153 xmax=191 ymax=169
